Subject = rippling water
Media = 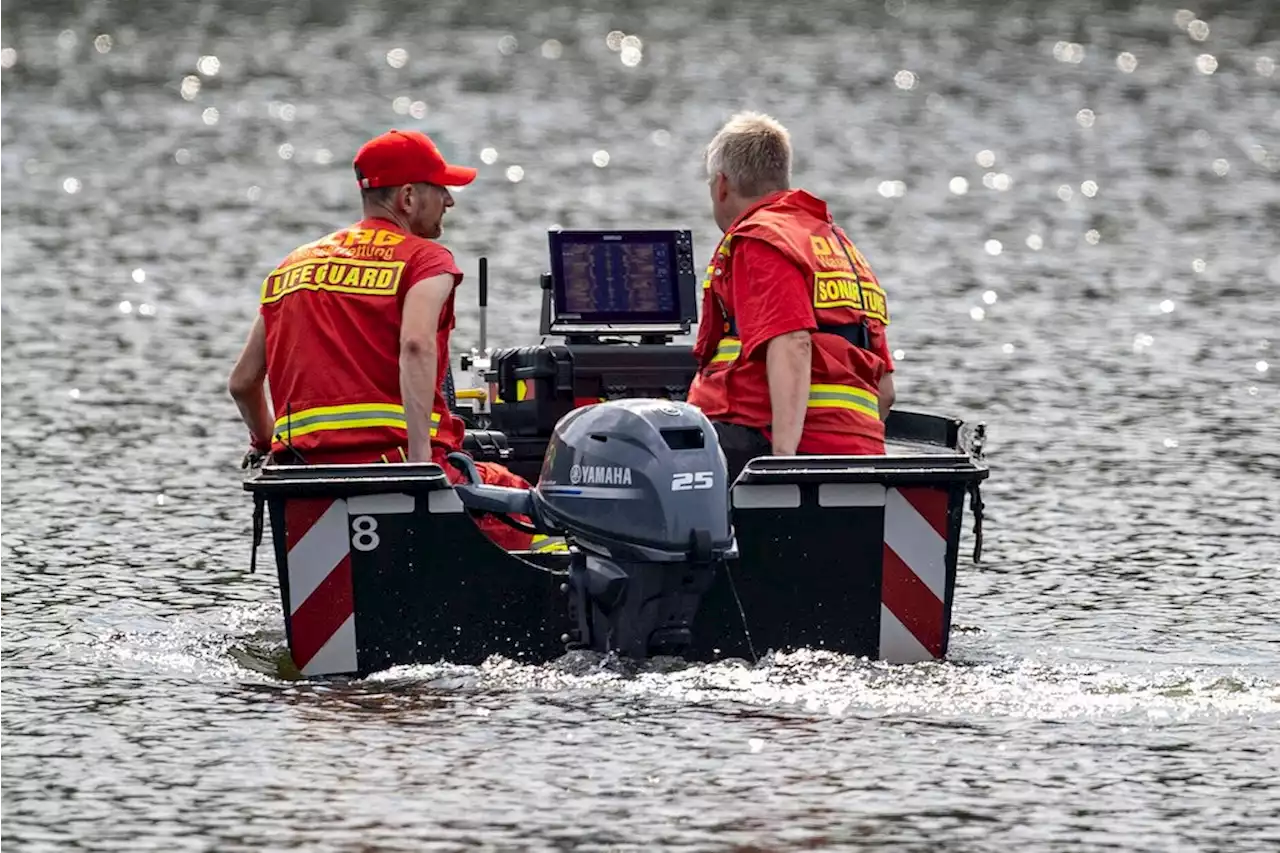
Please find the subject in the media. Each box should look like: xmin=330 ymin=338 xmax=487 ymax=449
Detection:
xmin=3 ymin=0 xmax=1279 ymax=849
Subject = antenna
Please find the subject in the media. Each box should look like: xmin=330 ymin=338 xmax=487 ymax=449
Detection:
xmin=478 ymin=256 xmax=488 ymax=354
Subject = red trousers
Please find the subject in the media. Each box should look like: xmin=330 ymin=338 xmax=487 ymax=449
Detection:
xmin=279 ymin=445 xmax=534 ymax=551
xmin=432 ymin=447 xmax=534 ymax=552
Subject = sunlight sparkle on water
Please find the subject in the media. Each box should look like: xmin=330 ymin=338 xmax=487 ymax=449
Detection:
xmin=1077 ymin=109 xmax=1096 ymax=128
xmin=69 ymin=388 xmax=80 ymax=399
xmin=197 ymin=55 xmax=220 ymax=76
xmin=1259 ymin=57 xmax=1276 ymax=77
xmin=392 ymin=97 xmax=410 ymax=115
xmin=1057 ymin=184 xmax=1073 ymax=201
xmin=278 ymin=144 xmax=294 ymax=160
xmin=1053 ymin=42 xmax=1084 ymax=64
xmin=949 ymin=176 xmax=969 ymax=195
xmin=1188 ymin=20 xmax=1210 ymax=42
xmin=94 ymin=34 xmax=113 ymax=54
xmin=1174 ymin=10 xmax=1196 ymax=29
xmin=983 ymin=290 xmax=998 ymax=305
xmin=541 ymin=40 xmax=563 ymax=60
xmin=1026 ymin=234 xmax=1043 ymax=250
xmin=180 ymin=76 xmax=201 ymax=101
xmin=592 ymin=150 xmax=610 ymax=167
xmin=202 ymin=107 xmax=219 ymax=125
xmin=1002 ymin=343 xmax=1015 ymax=355
xmin=650 ymin=130 xmax=671 ymax=147
xmin=506 ymin=165 xmax=524 ymax=182
xmin=174 ymin=148 xmax=191 ymax=165
xmin=894 ymin=70 xmax=916 ymax=90
xmin=0 ymin=48 xmax=17 ymax=69
xmin=246 ymin=186 xmax=262 ymax=202
xmin=969 ymin=307 xmax=986 ymax=321
xmin=132 ymin=269 xmax=146 ymax=284
xmin=1085 ymin=229 xmax=1101 ymax=245
xmin=606 ymin=31 xmax=625 ymax=51
xmin=1257 ymin=361 xmax=1270 ymax=374
xmin=1163 ymin=438 xmax=1180 ymax=449
xmin=1117 ymin=52 xmax=1138 ymax=73
xmin=1081 ymin=180 xmax=1098 ymax=197
xmin=480 ymin=147 xmax=498 ymax=164
xmin=409 ymin=101 xmax=427 ymax=119
xmin=1192 ymin=258 xmax=1207 ymax=273
xmin=1196 ymin=54 xmax=1218 ymax=74
xmin=984 ymin=239 xmax=1002 ymax=256
xmin=498 ymin=36 xmax=517 ymax=56
xmin=63 ymin=177 xmax=81 ymax=194
xmin=976 ymin=149 xmax=995 ymax=168
xmin=119 ymin=301 xmax=133 ymax=314
xmin=1212 ymin=159 xmax=1229 ymax=176
xmin=1160 ymin=300 xmax=1176 ymax=313
xmin=386 ymin=48 xmax=407 ymax=68
xmin=138 ymin=304 xmax=156 ymax=317
xmin=878 ymin=181 xmax=906 ymax=198
xmin=621 ymin=46 xmax=642 ymax=67
xmin=893 ymin=349 xmax=905 ymax=361
xmin=1133 ymin=333 xmax=1154 ymax=353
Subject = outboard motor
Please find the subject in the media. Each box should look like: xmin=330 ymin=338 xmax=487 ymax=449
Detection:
xmin=448 ymin=399 xmax=736 ymax=660
xmin=534 ymin=400 xmax=736 ymax=658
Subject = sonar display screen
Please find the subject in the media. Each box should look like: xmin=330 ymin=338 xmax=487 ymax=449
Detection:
xmin=554 ymin=238 xmax=678 ymax=321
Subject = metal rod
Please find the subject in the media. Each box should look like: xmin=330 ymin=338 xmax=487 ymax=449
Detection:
xmin=478 ymin=256 xmax=488 ymax=353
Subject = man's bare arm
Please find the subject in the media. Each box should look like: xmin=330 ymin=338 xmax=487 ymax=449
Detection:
xmin=400 ymin=274 xmax=456 ymax=462
xmin=765 ymin=330 xmax=812 ymax=456
xmin=878 ymin=371 xmax=896 ymax=420
xmin=228 ymin=314 xmax=275 ymax=449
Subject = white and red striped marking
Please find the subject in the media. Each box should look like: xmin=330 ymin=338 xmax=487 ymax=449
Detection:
xmin=285 ymin=498 xmax=358 ymax=676
xmin=282 ymin=491 xmax=436 ymax=676
xmin=879 ymin=486 xmax=950 ymax=663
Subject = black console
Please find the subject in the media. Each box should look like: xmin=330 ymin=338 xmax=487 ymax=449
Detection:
xmin=458 ymin=229 xmax=703 ymax=481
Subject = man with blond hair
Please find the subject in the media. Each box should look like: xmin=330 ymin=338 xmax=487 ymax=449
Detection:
xmin=688 ymin=111 xmax=897 ymax=480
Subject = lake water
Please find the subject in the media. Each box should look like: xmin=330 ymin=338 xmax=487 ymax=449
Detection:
xmin=3 ymin=0 xmax=1279 ymax=849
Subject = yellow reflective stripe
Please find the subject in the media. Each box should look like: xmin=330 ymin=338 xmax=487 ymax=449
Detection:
xmin=712 ymin=338 xmax=741 ymax=364
xmin=530 ymin=534 xmax=569 ymax=553
xmin=273 ymin=403 xmax=443 ymax=438
xmin=702 ymin=234 xmax=734 ymax=289
xmin=807 ymin=384 xmax=879 ymax=419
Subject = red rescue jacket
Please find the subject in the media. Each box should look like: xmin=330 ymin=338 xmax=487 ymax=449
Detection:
xmin=688 ymin=190 xmax=893 ymax=452
xmin=259 ymin=218 xmax=465 ymax=463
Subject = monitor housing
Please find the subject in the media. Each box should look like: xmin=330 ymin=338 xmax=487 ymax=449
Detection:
xmin=540 ymin=229 xmax=699 ymax=342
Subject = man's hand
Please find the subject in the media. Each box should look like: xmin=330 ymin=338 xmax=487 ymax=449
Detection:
xmin=400 ymin=273 xmax=457 ymax=462
xmin=765 ymin=330 xmax=811 ymax=456
xmin=241 ymin=446 xmax=268 ymax=470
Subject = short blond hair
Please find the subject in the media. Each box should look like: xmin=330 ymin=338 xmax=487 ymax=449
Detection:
xmin=705 ymin=111 xmax=792 ymax=197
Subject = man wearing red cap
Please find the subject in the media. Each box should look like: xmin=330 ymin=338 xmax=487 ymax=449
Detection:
xmin=228 ymin=129 xmax=534 ymax=550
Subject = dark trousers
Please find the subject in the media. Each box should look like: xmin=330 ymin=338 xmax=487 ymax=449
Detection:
xmin=712 ymin=421 xmax=772 ymax=484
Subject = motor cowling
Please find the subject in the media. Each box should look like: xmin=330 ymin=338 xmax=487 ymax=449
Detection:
xmin=534 ymin=399 xmax=734 ymax=562
xmin=533 ymin=399 xmax=736 ymax=659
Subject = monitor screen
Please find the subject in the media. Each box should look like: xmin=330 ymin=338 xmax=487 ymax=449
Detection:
xmin=548 ymin=231 xmax=692 ymax=327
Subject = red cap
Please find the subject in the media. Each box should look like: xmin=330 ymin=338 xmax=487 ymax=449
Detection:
xmin=353 ymin=129 xmax=478 ymax=189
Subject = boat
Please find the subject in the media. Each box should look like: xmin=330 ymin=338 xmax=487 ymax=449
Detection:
xmin=242 ymin=228 xmax=989 ymax=678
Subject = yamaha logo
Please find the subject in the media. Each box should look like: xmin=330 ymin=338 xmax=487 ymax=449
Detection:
xmin=569 ymin=464 xmax=633 ymax=486
xmin=660 ymin=405 xmax=681 ymax=416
